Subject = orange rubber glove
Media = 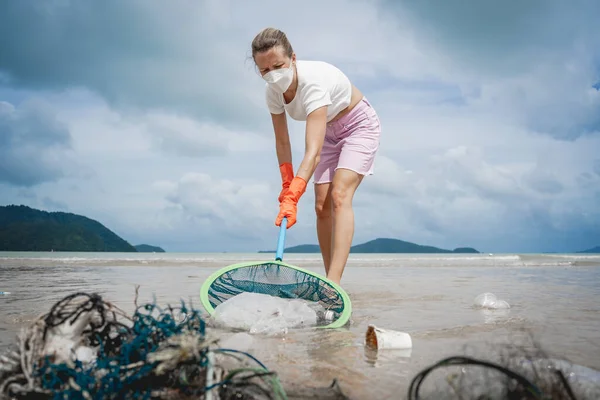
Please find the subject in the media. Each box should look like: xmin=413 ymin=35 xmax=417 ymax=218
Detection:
xmin=278 ymin=162 xmax=294 ymax=203
xmin=275 ymin=176 xmax=307 ymax=228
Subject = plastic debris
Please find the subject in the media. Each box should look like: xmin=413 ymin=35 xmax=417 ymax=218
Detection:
xmin=210 ymin=292 xmax=328 ymax=335
xmin=365 ymin=324 xmax=412 ymax=350
xmin=473 ymin=292 xmax=510 ymax=310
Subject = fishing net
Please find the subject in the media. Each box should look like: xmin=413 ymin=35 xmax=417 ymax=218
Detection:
xmin=0 ymin=291 xmax=348 ymax=400
xmin=201 ymin=262 xmax=350 ymax=329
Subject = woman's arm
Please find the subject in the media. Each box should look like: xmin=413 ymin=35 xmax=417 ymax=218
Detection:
xmin=273 ymin=106 xmax=327 ymax=228
xmin=296 ymin=105 xmax=327 ymax=182
xmin=271 ymin=112 xmax=292 ymax=165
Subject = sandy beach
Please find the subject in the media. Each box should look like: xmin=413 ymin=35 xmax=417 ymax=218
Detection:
xmin=1 ymin=252 xmax=599 ymax=398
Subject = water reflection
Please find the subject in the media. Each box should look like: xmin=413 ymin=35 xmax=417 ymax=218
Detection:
xmin=363 ymin=346 xmax=413 ymax=367
xmin=479 ymin=308 xmax=512 ymax=324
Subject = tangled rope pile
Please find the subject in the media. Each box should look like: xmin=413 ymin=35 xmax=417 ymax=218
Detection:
xmin=0 ymin=291 xmax=288 ymax=400
xmin=407 ymin=355 xmax=579 ymax=400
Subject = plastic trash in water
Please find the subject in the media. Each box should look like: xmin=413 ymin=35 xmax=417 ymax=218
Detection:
xmin=210 ymin=292 xmax=327 ymax=335
xmin=474 ymin=292 xmax=510 ymax=310
xmin=0 ymin=292 xmax=10 ymax=295
xmin=474 ymin=292 xmax=497 ymax=307
xmin=365 ymin=324 xmax=412 ymax=350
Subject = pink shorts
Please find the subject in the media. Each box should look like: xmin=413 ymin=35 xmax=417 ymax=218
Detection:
xmin=313 ymin=97 xmax=381 ymax=184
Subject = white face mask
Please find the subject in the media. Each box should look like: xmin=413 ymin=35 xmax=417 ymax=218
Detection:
xmin=263 ymin=62 xmax=294 ymax=93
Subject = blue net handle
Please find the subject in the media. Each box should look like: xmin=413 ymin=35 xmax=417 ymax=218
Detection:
xmin=275 ymin=217 xmax=287 ymax=261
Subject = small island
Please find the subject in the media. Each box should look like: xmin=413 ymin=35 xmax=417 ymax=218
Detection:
xmin=259 ymin=237 xmax=480 ymax=254
xmin=0 ymin=205 xmax=164 ymax=253
xmin=135 ymin=244 xmax=166 ymax=253
xmin=577 ymin=246 xmax=600 ymax=254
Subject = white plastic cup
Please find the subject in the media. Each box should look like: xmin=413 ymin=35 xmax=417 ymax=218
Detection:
xmin=365 ymin=324 xmax=412 ymax=350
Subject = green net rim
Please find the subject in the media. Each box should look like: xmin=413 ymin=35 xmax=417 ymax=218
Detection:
xmin=199 ymin=260 xmax=352 ymax=329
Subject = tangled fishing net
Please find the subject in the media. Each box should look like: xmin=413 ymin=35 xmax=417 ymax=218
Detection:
xmin=0 ymin=291 xmax=307 ymax=400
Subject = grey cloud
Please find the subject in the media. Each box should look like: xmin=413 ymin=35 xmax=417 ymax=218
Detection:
xmin=351 ymin=68 xmax=465 ymax=106
xmin=162 ymin=172 xmax=275 ymax=231
xmin=386 ymin=0 xmax=600 ymax=76
xmin=0 ymin=184 xmax=67 ymax=214
xmin=0 ymin=0 xmax=268 ymax=131
xmin=594 ymin=159 xmax=600 ymax=177
xmin=429 ymin=146 xmax=524 ymax=203
xmin=129 ymin=109 xmax=271 ymax=159
xmin=0 ymin=100 xmax=73 ymax=187
xmin=575 ymin=172 xmax=598 ymax=190
xmin=359 ymin=140 xmax=600 ymax=253
xmin=503 ymin=71 xmax=600 ymax=141
xmin=379 ymin=0 xmax=600 ymax=140
xmin=146 ymin=172 xmax=284 ymax=251
xmin=150 ymin=135 xmax=227 ymax=159
xmin=523 ymin=169 xmax=564 ymax=195
xmin=16 ymin=188 xmax=37 ymax=200
xmin=144 ymin=117 xmax=230 ymax=159
xmin=42 ymin=196 xmax=69 ymax=211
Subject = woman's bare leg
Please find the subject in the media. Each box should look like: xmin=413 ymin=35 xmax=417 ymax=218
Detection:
xmin=327 ymin=168 xmax=363 ymax=285
xmin=314 ymin=182 xmax=333 ymax=275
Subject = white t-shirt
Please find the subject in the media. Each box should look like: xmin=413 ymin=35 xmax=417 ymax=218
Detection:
xmin=265 ymin=60 xmax=352 ymax=123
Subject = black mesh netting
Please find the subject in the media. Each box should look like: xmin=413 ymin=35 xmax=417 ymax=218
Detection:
xmin=207 ymin=263 xmax=346 ymax=320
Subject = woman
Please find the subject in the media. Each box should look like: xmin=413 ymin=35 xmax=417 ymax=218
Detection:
xmin=251 ymin=27 xmax=381 ymax=285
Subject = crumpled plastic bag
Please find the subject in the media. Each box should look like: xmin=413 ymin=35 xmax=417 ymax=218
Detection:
xmin=473 ymin=292 xmax=510 ymax=309
xmin=211 ymin=292 xmax=326 ymax=335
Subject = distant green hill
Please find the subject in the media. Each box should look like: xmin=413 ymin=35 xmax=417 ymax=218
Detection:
xmin=135 ymin=244 xmax=166 ymax=253
xmin=259 ymin=238 xmax=479 ymax=254
xmin=578 ymin=246 xmax=600 ymax=254
xmin=0 ymin=205 xmax=137 ymax=252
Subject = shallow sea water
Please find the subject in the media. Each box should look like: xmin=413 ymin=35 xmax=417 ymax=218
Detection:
xmin=1 ymin=252 xmax=599 ymax=399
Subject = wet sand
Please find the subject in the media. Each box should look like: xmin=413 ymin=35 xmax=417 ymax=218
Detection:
xmin=1 ymin=252 xmax=599 ymax=398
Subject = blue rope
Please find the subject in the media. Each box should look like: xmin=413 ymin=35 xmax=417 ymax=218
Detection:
xmin=2 ymin=292 xmax=288 ymax=400
xmin=214 ymin=348 xmax=269 ymax=370
xmin=29 ymin=295 xmax=225 ymax=399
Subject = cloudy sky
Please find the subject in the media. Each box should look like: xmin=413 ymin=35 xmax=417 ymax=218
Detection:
xmin=1 ymin=0 xmax=599 ymax=253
